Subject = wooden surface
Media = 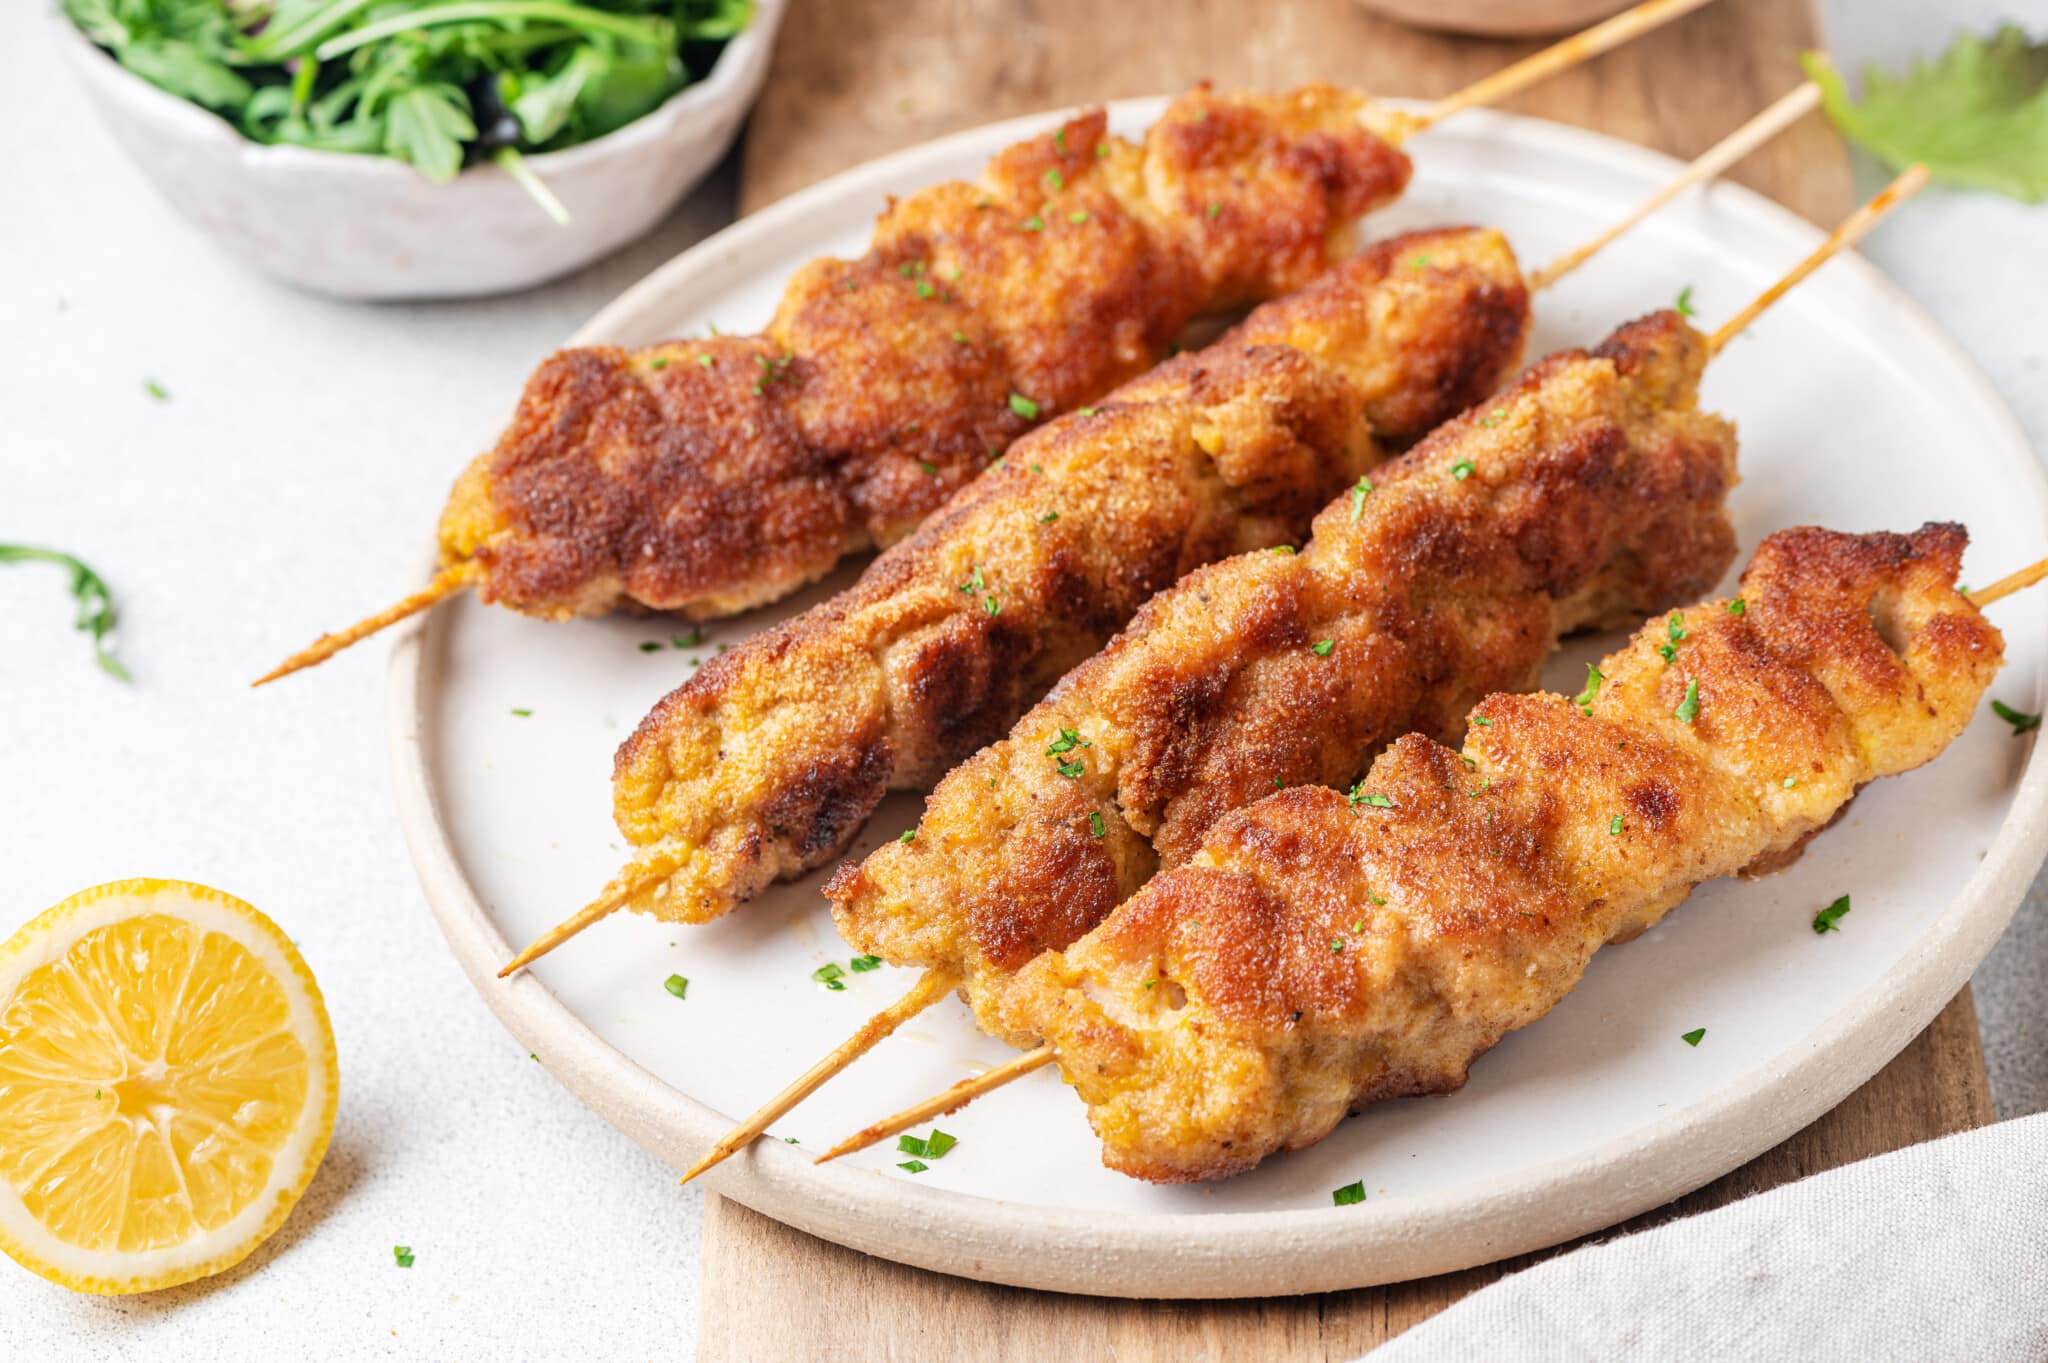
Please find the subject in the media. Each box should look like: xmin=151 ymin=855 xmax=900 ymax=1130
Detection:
xmin=703 ymin=0 xmax=1990 ymax=1357
xmin=738 ymin=0 xmax=1851 ymax=223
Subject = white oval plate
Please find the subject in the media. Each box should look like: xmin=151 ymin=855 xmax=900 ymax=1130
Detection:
xmin=388 ymin=99 xmax=2048 ymax=1298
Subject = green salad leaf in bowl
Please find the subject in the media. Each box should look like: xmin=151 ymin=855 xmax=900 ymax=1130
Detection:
xmin=63 ymin=0 xmax=753 ymax=218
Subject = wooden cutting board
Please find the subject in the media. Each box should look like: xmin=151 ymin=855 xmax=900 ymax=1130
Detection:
xmin=702 ymin=1 xmax=1993 ymax=1356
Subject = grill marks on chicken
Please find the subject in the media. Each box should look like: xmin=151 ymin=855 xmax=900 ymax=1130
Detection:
xmin=436 ymin=86 xmax=1413 ymax=622
xmin=602 ymin=228 xmax=1532 ymax=926
xmin=1002 ymin=525 xmax=2002 ymax=1182
xmin=828 ymin=312 xmax=1737 ymax=1043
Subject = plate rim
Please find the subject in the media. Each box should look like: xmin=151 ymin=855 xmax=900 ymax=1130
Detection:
xmin=386 ymin=96 xmax=2048 ymax=1298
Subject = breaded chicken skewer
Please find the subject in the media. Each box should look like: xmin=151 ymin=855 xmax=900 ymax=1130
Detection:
xmin=790 ymin=165 xmax=1935 ymax=1170
xmin=253 ymin=0 xmax=1720 ymax=686
xmin=669 ymin=105 xmax=1853 ymax=1185
xmin=502 ymin=85 xmax=1823 ymax=990
xmin=826 ymin=522 xmax=2028 ymax=1181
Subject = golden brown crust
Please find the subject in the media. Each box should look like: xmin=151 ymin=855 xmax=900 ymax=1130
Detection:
xmin=606 ymin=227 xmax=1531 ymax=926
xmin=1006 ymin=525 xmax=2001 ymax=1182
xmin=437 ymin=86 xmax=1412 ymax=620
xmin=829 ymin=312 xmax=1737 ymax=1043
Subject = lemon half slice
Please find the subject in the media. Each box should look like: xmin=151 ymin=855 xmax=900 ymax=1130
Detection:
xmin=0 ymin=879 xmax=337 ymax=1294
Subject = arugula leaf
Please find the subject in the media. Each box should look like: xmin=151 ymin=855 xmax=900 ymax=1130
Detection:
xmin=1803 ymin=27 xmax=2048 ymax=202
xmin=384 ymin=84 xmax=476 ymax=183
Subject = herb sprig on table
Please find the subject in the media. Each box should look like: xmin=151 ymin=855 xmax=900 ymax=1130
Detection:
xmin=1 ymin=546 xmax=130 ymax=680
xmin=63 ymin=0 xmax=753 ymax=218
xmin=1804 ymin=26 xmax=2048 ymax=203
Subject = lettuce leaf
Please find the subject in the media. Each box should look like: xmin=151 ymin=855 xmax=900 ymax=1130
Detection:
xmin=1803 ymin=26 xmax=2048 ymax=203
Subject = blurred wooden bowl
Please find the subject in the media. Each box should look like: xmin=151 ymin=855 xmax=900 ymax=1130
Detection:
xmin=1355 ymin=0 xmax=1632 ymax=37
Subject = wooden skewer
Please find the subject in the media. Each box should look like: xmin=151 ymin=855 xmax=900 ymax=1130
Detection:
xmin=1968 ymin=558 xmax=2048 ymax=609
xmin=497 ymin=864 xmax=669 ymax=978
xmin=1708 ymin=163 xmax=1931 ymax=356
xmin=821 ymin=559 xmax=2048 ymax=1165
xmin=1527 ymin=80 xmax=1820 ymax=291
xmin=252 ymin=562 xmax=478 ymax=687
xmin=1393 ymin=0 xmax=1720 ymax=140
xmin=679 ymin=968 xmax=959 ymax=1185
xmin=257 ymin=3 xmax=1712 ymax=692
xmin=814 ymin=1046 xmax=1057 ymax=1165
xmin=664 ymin=86 xmax=1829 ymax=1173
xmin=814 ymin=171 xmax=1948 ymax=1166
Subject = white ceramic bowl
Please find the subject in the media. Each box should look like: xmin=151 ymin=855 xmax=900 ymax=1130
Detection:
xmin=54 ymin=1 xmax=786 ymax=300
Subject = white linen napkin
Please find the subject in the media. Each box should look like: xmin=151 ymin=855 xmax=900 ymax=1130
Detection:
xmin=1370 ymin=1113 xmax=2048 ymax=1362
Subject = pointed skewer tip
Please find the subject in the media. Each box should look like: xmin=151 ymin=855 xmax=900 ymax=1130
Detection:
xmin=679 ymin=969 xmax=960 ymax=1186
xmin=253 ymin=561 xmax=477 ymax=687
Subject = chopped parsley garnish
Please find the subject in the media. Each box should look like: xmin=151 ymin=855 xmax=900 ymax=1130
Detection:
xmin=145 ymin=379 xmax=170 ymax=401
xmin=674 ymin=627 xmax=704 ymax=649
xmin=954 ymin=331 xmax=970 ymax=343
xmin=812 ymin=963 xmax=846 ymax=991
xmin=1410 ymin=253 xmax=1434 ymax=269
xmin=1088 ymin=811 xmax=1107 ymax=838
xmin=1349 ymin=475 xmax=1374 ymax=522
xmin=1478 ymin=407 xmax=1508 ymax=428
xmin=1609 ymin=814 xmax=1625 ymax=836
xmin=897 ymin=1128 xmax=957 ymax=1161
xmin=920 ymin=461 xmax=939 ymax=476
xmin=649 ymin=357 xmax=669 ymax=370
xmin=1675 ymin=678 xmax=1701 ymax=724
xmin=1726 ymin=598 xmax=1747 ymax=616
xmin=1992 ymin=700 xmax=2042 ymax=734
xmin=1311 ymin=639 xmax=1335 ymax=657
xmin=1784 ymin=776 xmax=1798 ymax=789
xmin=511 ymin=708 xmax=532 ymax=717
xmin=1044 ymin=168 xmax=1065 ymax=192
xmin=1207 ymin=201 xmax=1222 ymax=219
xmin=1812 ymin=894 xmax=1851 ymax=934
xmin=1451 ymin=459 xmax=1475 ymax=481
xmin=1330 ymin=939 xmax=1345 ymax=954
xmin=1573 ymin=664 xmax=1604 ymax=716
xmin=1 ymin=545 xmax=130 ymax=679
xmin=1039 ymin=510 xmax=1060 ymax=523
xmin=1350 ymin=787 xmax=1394 ymax=809
xmin=1681 ymin=1027 xmax=1706 ymax=1047
xmin=393 ymin=1245 xmax=415 ymax=1268
xmin=1096 ymin=142 xmax=1111 ymax=157
xmin=984 ymin=595 xmax=1001 ymax=616
xmin=1271 ymin=544 xmax=1296 ymax=555
xmin=1667 ymin=612 xmax=1687 ymax=643
xmin=638 ymin=641 xmax=663 ymax=653
xmin=1046 ymin=728 xmax=1091 ymax=755
xmin=1658 ymin=642 xmax=1678 ymax=663
xmin=1471 ymin=714 xmax=1492 ymax=727
xmin=1056 ymin=759 xmax=1086 ymax=779
xmin=697 ymin=353 xmax=714 ymax=367
xmin=899 ymin=829 xmax=916 ymax=843
xmin=1054 ymin=127 xmax=1068 ymax=153
xmin=914 ymin=280 xmax=935 ymax=299
xmin=1069 ymin=210 xmax=1090 ymax=224
xmin=1022 ymin=215 xmax=1045 ymax=232
xmin=1331 ymin=1181 xmax=1366 ymax=1206
xmin=849 ymin=954 xmax=883 ymax=972
xmin=898 ymin=1159 xmax=928 ymax=1173
xmin=1675 ymin=285 xmax=1697 ymax=317
xmin=1077 ymin=407 xmax=1097 ymax=416
xmin=663 ymin=974 xmax=688 ymax=999
xmin=1009 ymin=393 xmax=1041 ymax=420
xmin=959 ymin=566 xmax=985 ymax=594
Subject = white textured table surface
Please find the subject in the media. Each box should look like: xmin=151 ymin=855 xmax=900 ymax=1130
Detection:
xmin=2 ymin=3 xmax=2041 ymax=1357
